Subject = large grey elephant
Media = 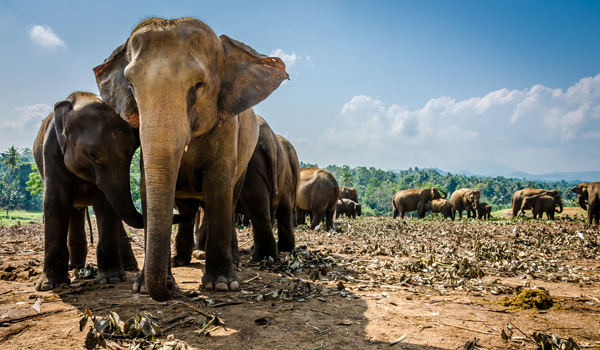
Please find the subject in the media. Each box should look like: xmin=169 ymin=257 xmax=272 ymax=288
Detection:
xmin=33 ymin=92 xmax=143 ymax=291
xmin=392 ymin=187 xmax=447 ymax=219
xmin=94 ymin=17 xmax=288 ymax=301
xmin=450 ymin=188 xmax=481 ymax=219
xmin=297 ymin=167 xmax=340 ymax=230
xmin=181 ymin=118 xmax=300 ymax=264
xmin=570 ymin=182 xmax=600 ymax=225
xmin=511 ymin=188 xmax=563 ymax=219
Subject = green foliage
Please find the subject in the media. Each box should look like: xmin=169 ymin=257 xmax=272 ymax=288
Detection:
xmin=320 ymin=164 xmax=578 ymax=217
xmin=0 ymin=146 xmax=43 ymax=214
xmin=129 ymin=148 xmax=141 ymax=210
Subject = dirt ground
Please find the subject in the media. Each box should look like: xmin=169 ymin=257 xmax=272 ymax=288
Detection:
xmin=1 ymin=210 xmax=599 ymax=350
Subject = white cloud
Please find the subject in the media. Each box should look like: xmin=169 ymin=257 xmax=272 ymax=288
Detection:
xmin=27 ymin=24 xmax=66 ymax=49
xmin=269 ymin=49 xmax=312 ymax=78
xmin=0 ymin=104 xmax=51 ymax=151
xmin=299 ymin=74 xmax=600 ymax=173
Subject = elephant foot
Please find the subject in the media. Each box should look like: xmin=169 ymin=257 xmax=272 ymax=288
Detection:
xmin=97 ymin=268 xmax=126 ymax=284
xmin=35 ymin=273 xmax=70 ymax=291
xmin=120 ymin=253 xmax=139 ymax=271
xmin=132 ymin=272 xmax=176 ymax=294
xmin=250 ymin=242 xmax=277 ymax=262
xmin=202 ymin=267 xmax=239 ymax=292
xmin=173 ymin=254 xmax=192 ymax=267
xmin=277 ymin=239 xmax=295 ymax=252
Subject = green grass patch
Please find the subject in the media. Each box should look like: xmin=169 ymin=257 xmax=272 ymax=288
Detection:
xmin=0 ymin=210 xmax=43 ymax=227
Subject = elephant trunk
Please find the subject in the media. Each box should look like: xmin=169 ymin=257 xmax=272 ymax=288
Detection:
xmin=138 ymin=93 xmax=190 ymax=302
xmin=99 ymin=179 xmax=144 ymax=229
xmin=555 ymin=197 xmax=563 ymax=213
xmin=439 ymin=189 xmax=447 ymax=199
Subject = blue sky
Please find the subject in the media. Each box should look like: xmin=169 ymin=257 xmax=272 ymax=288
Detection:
xmin=1 ymin=0 xmax=599 ymax=174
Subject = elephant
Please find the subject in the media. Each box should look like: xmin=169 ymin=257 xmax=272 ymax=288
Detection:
xmin=336 ymin=198 xmax=361 ymax=219
xmin=32 ymin=92 xmax=143 ymax=291
xmin=339 ymin=186 xmax=359 ymax=204
xmin=392 ymin=187 xmax=447 ymax=219
xmin=180 ymin=117 xmax=300 ymax=264
xmin=570 ymin=182 xmax=600 ymax=225
xmin=520 ymin=194 xmax=557 ymax=219
xmin=423 ymin=199 xmax=455 ymax=220
xmin=94 ymin=17 xmax=288 ymax=300
xmin=476 ymin=202 xmax=492 ymax=220
xmin=511 ymin=188 xmax=563 ymax=219
xmin=297 ymin=167 xmax=340 ymax=230
xmin=450 ymin=188 xmax=481 ymax=219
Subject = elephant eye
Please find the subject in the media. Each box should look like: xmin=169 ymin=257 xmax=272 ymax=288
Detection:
xmin=88 ymin=152 xmax=103 ymax=163
xmin=193 ymin=82 xmax=203 ymax=91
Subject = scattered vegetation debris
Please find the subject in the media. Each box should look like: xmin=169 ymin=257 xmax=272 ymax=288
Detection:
xmin=502 ymin=322 xmax=580 ymax=350
xmin=497 ymin=288 xmax=554 ymax=310
xmin=79 ymin=307 xmax=164 ymax=349
xmin=0 ymin=262 xmax=38 ymax=281
xmin=71 ymin=264 xmax=98 ymax=280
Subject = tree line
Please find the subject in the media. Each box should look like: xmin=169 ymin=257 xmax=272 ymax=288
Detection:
xmin=303 ymin=162 xmax=579 ymax=217
xmin=1 ymin=146 xmax=579 ymax=218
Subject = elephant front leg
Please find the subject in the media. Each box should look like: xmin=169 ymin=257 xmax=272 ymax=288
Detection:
xmin=201 ymin=176 xmax=239 ymax=291
xmin=36 ymin=183 xmax=72 ymax=291
xmin=92 ymin=194 xmax=126 ymax=284
xmin=173 ymin=199 xmax=200 ymax=266
xmin=68 ymin=207 xmax=88 ymax=270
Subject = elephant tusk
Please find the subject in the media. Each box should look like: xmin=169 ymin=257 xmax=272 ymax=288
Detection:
xmin=184 ymin=145 xmax=188 ymax=152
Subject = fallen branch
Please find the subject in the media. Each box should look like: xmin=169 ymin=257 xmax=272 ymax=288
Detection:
xmin=0 ymin=309 xmax=65 ymax=326
xmin=436 ymin=322 xmax=492 ymax=335
xmin=0 ymin=323 xmax=33 ymax=344
xmin=177 ymin=301 xmax=224 ymax=325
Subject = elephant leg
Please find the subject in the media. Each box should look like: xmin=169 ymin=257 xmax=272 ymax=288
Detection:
xmin=589 ymin=198 xmax=599 ymax=225
xmin=325 ymin=205 xmax=336 ymax=231
xmin=68 ymin=207 xmax=87 ymax=270
xmin=118 ymin=222 xmax=139 ymax=271
xmin=195 ymin=207 xmax=208 ymax=251
xmin=310 ymin=210 xmax=325 ymax=230
xmin=92 ymin=192 xmax=125 ymax=284
xmin=276 ymin=194 xmax=295 ymax=252
xmin=173 ymin=198 xmax=200 ymax=267
xmin=393 ymin=206 xmax=398 ymax=219
xmin=201 ymin=173 xmax=239 ymax=291
xmin=36 ymin=182 xmax=72 ymax=291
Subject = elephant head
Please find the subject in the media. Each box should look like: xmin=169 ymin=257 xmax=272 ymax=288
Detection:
xmin=570 ymin=184 xmax=588 ymax=210
xmin=356 ymin=203 xmax=362 ymax=216
xmin=53 ymin=93 xmax=143 ymax=228
xmin=427 ymin=187 xmax=447 ymax=200
xmin=467 ymin=190 xmax=481 ymax=210
xmin=93 ymin=18 xmax=288 ymax=301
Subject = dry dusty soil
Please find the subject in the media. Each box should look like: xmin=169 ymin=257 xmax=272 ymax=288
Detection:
xmin=1 ymin=210 xmax=599 ymax=350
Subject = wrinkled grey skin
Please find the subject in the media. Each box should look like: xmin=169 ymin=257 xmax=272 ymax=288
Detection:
xmin=297 ymin=167 xmax=340 ymax=230
xmin=392 ymin=188 xmax=447 ymax=219
xmin=94 ymin=17 xmax=288 ymax=301
xmin=450 ymin=188 xmax=481 ymax=219
xmin=33 ymin=92 xmax=142 ymax=291
xmin=570 ymin=182 xmax=600 ymax=225
xmin=512 ymin=188 xmax=563 ymax=219
xmin=424 ymin=198 xmax=455 ymax=220
xmin=520 ymin=194 xmax=557 ymax=219
xmin=476 ymin=202 xmax=492 ymax=220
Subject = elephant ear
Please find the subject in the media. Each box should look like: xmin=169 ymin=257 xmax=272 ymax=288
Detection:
xmin=53 ymin=100 xmax=73 ymax=154
xmin=92 ymin=40 xmax=140 ymax=127
xmin=218 ymin=35 xmax=289 ymax=120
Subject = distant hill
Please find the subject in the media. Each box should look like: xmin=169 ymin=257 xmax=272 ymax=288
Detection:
xmin=445 ymin=160 xmax=600 ymax=183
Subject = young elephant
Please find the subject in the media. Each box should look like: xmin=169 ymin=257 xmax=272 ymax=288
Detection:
xmin=392 ymin=187 xmax=447 ymax=219
xmin=570 ymin=182 xmax=600 ymax=225
xmin=297 ymin=167 xmax=340 ymax=230
xmin=424 ymin=198 xmax=455 ymax=220
xmin=336 ymin=198 xmax=361 ymax=219
xmin=33 ymin=92 xmax=143 ymax=291
xmin=520 ymin=194 xmax=557 ymax=219
xmin=477 ymin=202 xmax=492 ymax=219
